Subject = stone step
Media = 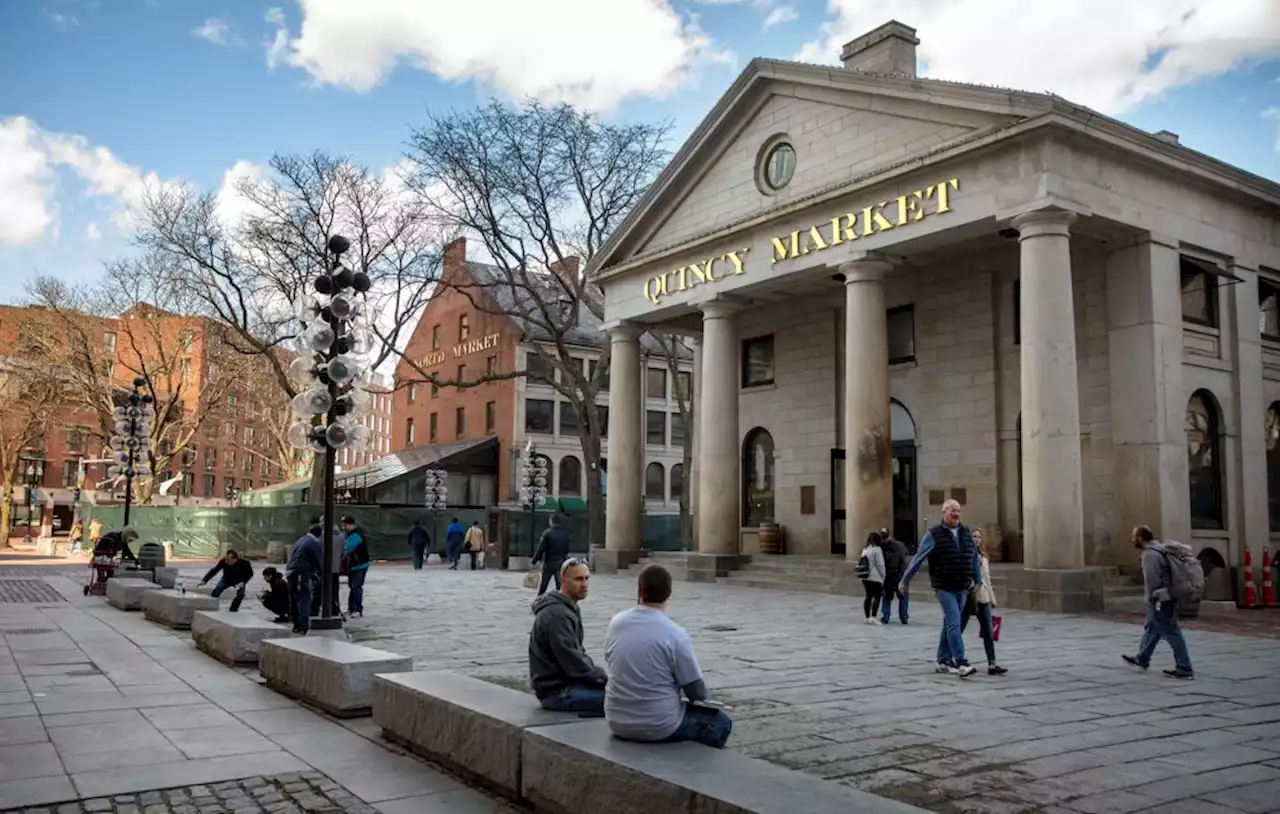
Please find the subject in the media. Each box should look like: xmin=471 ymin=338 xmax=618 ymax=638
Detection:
xmin=718 ymin=575 xmax=839 ymax=594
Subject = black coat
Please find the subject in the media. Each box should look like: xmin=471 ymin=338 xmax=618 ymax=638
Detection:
xmin=203 ymin=557 xmax=254 ymax=586
xmin=532 ymin=527 xmax=571 ymax=565
xmin=408 ymin=525 xmax=428 ymax=549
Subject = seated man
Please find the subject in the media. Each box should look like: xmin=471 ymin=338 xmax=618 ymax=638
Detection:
xmin=198 ymin=549 xmax=254 ymax=612
xmin=528 ymin=558 xmax=608 ymax=712
xmin=259 ymin=566 xmax=291 ymax=622
xmin=605 ymin=564 xmax=732 ymax=749
xmin=92 ymin=525 xmax=139 ymax=563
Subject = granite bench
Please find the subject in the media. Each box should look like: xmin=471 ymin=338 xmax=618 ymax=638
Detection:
xmin=191 ymin=610 xmax=292 ymax=665
xmin=260 ymin=638 xmax=412 ymax=717
xmin=152 ymin=566 xmax=179 ymax=588
xmin=142 ymin=589 xmax=220 ymax=630
xmin=105 ymin=577 xmax=162 ymax=611
xmin=521 ymin=719 xmax=928 ymax=814
xmin=373 ymin=671 xmax=583 ymax=799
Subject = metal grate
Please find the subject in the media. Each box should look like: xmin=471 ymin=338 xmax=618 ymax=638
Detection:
xmin=0 ymin=579 xmax=66 ymax=603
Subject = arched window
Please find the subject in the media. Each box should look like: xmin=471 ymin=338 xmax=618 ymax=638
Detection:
xmin=1187 ymin=390 xmax=1224 ymax=529
xmin=670 ymin=463 xmax=684 ymax=502
xmin=558 ymin=456 xmax=582 ymax=496
xmin=1267 ymin=404 xmax=1280 ymax=532
xmin=742 ymin=427 xmax=775 ymax=526
xmin=645 ymin=462 xmax=665 ymax=500
xmin=890 ymin=399 xmax=916 ymax=442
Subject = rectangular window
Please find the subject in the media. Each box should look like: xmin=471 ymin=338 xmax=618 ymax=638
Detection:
xmin=180 ymin=358 xmax=192 ymax=378
xmin=559 ymin=402 xmax=579 ymax=436
xmin=455 ymin=406 xmax=466 ymax=439
xmin=1260 ymin=278 xmax=1280 ymax=341
xmin=202 ymin=473 xmax=215 ymax=496
xmin=243 ymin=425 xmax=255 ymax=445
xmin=102 ymin=330 xmax=116 ymax=353
xmin=431 ymin=325 xmax=441 ymax=350
xmin=66 ymin=426 xmax=87 ymax=452
xmin=485 ymin=401 xmax=496 ymax=434
xmin=675 ymin=371 xmax=692 ymax=402
xmin=243 ymin=456 xmax=252 ymax=475
xmin=204 ymin=446 xmax=216 ymax=468
xmin=61 ymin=460 xmax=78 ymax=488
xmin=457 ymin=364 xmax=466 ymax=386
xmin=429 ymin=412 xmax=438 ymax=442
xmin=671 ymin=412 xmax=687 ymax=446
xmin=226 ymin=477 xmax=235 ymax=494
xmin=646 ymin=410 xmax=666 ymax=446
xmin=182 ymin=448 xmax=196 ymax=468
xmin=596 ymin=404 xmax=609 ymax=438
xmin=226 ymin=448 xmax=235 ymax=468
xmin=228 ymin=392 xmax=239 ymax=409
xmin=526 ymin=353 xmax=555 ymax=384
xmin=407 ymin=383 xmax=416 ymax=404
xmin=589 ymin=359 xmax=609 ymax=391
xmin=180 ymin=329 xmax=195 ymax=350
xmin=646 ymin=368 xmax=666 ymax=400
xmin=1181 ymin=255 xmax=1218 ymax=327
xmin=459 ymin=313 xmax=470 ymax=340
xmin=525 ymin=399 xmax=554 ymax=434
xmin=486 ymin=355 xmax=497 ymax=375
xmin=887 ymin=305 xmax=916 ymax=364
xmin=741 ymin=335 xmax=775 ymax=387
xmin=406 ymin=417 xmax=416 ymax=445
xmin=181 ymin=472 xmax=194 ymax=496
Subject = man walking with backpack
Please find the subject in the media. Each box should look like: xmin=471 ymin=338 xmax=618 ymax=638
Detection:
xmin=1123 ymin=525 xmax=1196 ymax=679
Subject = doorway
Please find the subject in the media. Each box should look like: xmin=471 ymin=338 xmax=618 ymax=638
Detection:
xmin=830 ymin=400 xmax=918 ymax=555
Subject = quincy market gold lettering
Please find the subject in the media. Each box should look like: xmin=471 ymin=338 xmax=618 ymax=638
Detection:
xmin=643 ymin=248 xmax=750 ymax=306
xmin=414 ymin=332 xmax=501 ymax=369
xmin=770 ymin=177 xmax=960 ymax=264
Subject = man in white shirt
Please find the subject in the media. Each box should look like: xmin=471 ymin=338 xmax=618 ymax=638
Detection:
xmin=603 ymin=564 xmax=732 ymax=748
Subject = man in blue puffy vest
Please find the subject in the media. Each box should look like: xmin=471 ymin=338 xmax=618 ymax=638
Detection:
xmin=900 ymin=499 xmax=983 ymax=677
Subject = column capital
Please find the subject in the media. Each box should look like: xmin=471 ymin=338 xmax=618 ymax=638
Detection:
xmin=1011 ymin=208 xmax=1076 ymax=239
xmin=839 ymin=253 xmax=894 ymax=284
xmin=604 ymin=322 xmax=644 ymax=343
xmin=700 ymin=301 xmax=739 ymax=321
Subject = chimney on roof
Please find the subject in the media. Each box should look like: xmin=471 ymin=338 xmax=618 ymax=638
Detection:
xmin=443 ymin=236 xmax=467 ymax=267
xmin=840 ymin=20 xmax=919 ymax=78
xmin=548 ymin=256 xmax=581 ymax=284
xmin=1153 ymin=130 xmax=1180 ymax=145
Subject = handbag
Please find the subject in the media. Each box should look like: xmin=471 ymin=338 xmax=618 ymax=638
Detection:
xmin=991 ymin=614 xmax=1002 ymax=642
xmin=522 ymin=568 xmax=539 ymax=590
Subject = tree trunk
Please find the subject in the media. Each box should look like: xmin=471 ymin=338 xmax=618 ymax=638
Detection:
xmin=679 ymin=436 xmax=693 ymax=550
xmin=580 ymin=428 xmax=605 ymax=547
xmin=0 ymin=490 xmax=12 ymax=546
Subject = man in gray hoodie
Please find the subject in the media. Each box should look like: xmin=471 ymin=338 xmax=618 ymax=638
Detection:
xmin=1123 ymin=526 xmax=1194 ymax=679
xmin=528 ymin=558 xmax=608 ymax=712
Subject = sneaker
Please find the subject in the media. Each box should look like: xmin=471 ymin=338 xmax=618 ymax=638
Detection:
xmin=879 ymin=618 xmax=889 ymax=625
xmin=900 ymin=619 xmax=909 ymax=625
xmin=1122 ymin=655 xmax=1149 ymax=671
xmin=935 ymin=663 xmax=953 ymax=674
xmin=1162 ymin=669 xmax=1194 ymax=680
xmin=956 ymin=664 xmax=977 ymax=678
xmin=988 ymin=664 xmax=1008 ymax=675
xmin=863 ymin=617 xmax=877 ymax=625
xmin=273 ymin=615 xmax=290 ymax=623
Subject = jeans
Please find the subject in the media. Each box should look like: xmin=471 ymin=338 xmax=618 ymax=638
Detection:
xmin=960 ymin=600 xmax=997 ymax=664
xmin=881 ymin=577 xmax=909 ymax=623
xmin=211 ymin=578 xmax=246 ymax=612
xmin=935 ymin=588 xmax=969 ymax=667
xmin=347 ymin=567 xmax=367 ymax=614
xmin=537 ymin=560 xmax=563 ymax=596
xmin=446 ymin=541 xmax=462 ymax=567
xmin=411 ymin=543 xmax=426 ymax=570
xmin=660 ymin=704 xmax=733 ymax=749
xmin=288 ymin=573 xmax=313 ymax=632
xmin=1137 ymin=601 xmax=1193 ymax=673
xmin=467 ymin=550 xmax=478 ymax=570
xmin=538 ymin=684 xmax=605 ymax=713
xmin=861 ymin=580 xmax=883 ymax=618
xmin=311 ymin=574 xmax=341 ymax=617
xmin=261 ymin=593 xmax=290 ymax=618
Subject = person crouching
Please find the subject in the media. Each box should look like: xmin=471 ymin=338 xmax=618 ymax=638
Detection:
xmin=198 ymin=549 xmax=253 ymax=612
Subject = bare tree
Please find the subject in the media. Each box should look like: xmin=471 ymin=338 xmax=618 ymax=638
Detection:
xmin=0 ymin=358 xmax=70 ymax=542
xmin=404 ymin=100 xmax=670 ymax=545
xmin=133 ymin=151 xmax=441 ymax=496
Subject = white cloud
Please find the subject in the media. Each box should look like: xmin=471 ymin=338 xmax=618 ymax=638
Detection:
xmin=797 ymin=1 xmax=1280 ymax=114
xmin=44 ymin=11 xmax=78 ymax=30
xmin=264 ymin=0 xmax=731 ymax=111
xmin=86 ymin=222 xmax=102 ymax=241
xmin=193 ymin=18 xmax=238 ymax=46
xmin=0 ymin=116 xmax=176 ymax=245
xmin=265 ymin=7 xmax=290 ymax=69
xmin=763 ymin=5 xmax=796 ymax=29
xmin=213 ymin=160 xmax=270 ymax=229
xmin=1264 ymin=107 xmax=1280 ymax=152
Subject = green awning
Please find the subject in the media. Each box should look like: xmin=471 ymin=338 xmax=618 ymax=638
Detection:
xmin=540 ymin=496 xmax=589 ymax=514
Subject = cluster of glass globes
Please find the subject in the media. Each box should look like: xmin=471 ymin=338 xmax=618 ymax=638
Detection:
xmin=519 ymin=443 xmax=549 ymax=508
xmin=423 ymin=468 xmax=448 ymax=511
xmin=107 ymin=385 xmax=154 ymax=481
xmin=285 ymin=237 xmax=377 ymax=454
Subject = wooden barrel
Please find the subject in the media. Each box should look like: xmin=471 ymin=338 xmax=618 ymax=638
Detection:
xmin=758 ymin=523 xmax=781 ymax=555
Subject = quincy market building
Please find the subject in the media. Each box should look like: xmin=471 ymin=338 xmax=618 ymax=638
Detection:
xmin=589 ymin=20 xmax=1280 ymax=611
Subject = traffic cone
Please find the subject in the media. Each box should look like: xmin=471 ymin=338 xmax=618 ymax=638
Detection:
xmin=1263 ymin=546 xmax=1277 ymax=607
xmin=1243 ymin=547 xmax=1258 ymax=608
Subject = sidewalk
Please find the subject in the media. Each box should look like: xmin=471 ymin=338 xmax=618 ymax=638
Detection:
xmin=0 ymin=568 xmax=518 ymax=813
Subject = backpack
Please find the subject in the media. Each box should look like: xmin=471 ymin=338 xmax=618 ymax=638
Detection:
xmin=1157 ymin=541 xmax=1204 ymax=605
xmin=855 ymin=553 xmax=871 ymax=579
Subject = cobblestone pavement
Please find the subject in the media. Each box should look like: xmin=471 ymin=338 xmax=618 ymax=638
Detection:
xmin=345 ymin=564 xmax=1280 ymax=814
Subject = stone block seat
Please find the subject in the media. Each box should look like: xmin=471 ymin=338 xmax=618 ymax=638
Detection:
xmin=373 ymin=671 xmax=582 ymax=799
xmin=105 ymin=577 xmax=162 ymax=611
xmin=260 ymin=637 xmax=411 ymax=717
xmin=142 ymin=589 xmax=220 ymax=630
xmin=152 ymin=566 xmax=179 ymax=589
xmin=522 ymin=719 xmax=928 ymax=814
xmin=191 ymin=610 xmax=292 ymax=665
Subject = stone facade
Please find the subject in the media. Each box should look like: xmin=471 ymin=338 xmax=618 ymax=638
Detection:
xmin=589 ymin=20 xmax=1280 ymax=606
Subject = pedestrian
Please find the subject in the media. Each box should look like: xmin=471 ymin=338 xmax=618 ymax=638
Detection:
xmin=444 ymin=517 xmax=465 ymax=571
xmin=88 ymin=517 xmax=102 ymax=550
xmin=1123 ymin=525 xmax=1194 ymax=679
xmin=528 ymin=558 xmax=608 ymax=712
xmin=857 ymin=532 xmax=886 ymax=624
xmin=93 ymin=526 xmax=139 ymax=563
xmin=408 ymin=519 xmax=429 ymax=570
xmin=464 ymin=520 xmax=485 ymax=571
xmin=198 ymin=549 xmax=254 ymax=612
xmin=340 ymin=515 xmax=370 ymax=618
xmin=959 ymin=528 xmax=1007 ymax=675
xmin=899 ymin=499 xmax=983 ymax=678
xmin=287 ymin=518 xmax=323 ymax=634
xmin=879 ymin=526 xmax=909 ymax=624
xmin=259 ymin=566 xmax=291 ymax=622
xmin=531 ymin=513 xmax=572 ymax=596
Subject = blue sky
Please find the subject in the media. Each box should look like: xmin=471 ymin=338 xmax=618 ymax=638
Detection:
xmin=2 ymin=0 xmax=1277 ymax=302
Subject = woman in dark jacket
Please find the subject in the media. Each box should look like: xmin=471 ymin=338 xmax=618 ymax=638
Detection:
xmin=259 ymin=566 xmax=291 ymax=622
xmin=199 ymin=549 xmax=254 ymax=612
xmin=340 ymin=516 xmax=370 ymax=617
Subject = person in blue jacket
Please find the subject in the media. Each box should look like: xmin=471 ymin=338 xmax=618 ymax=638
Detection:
xmin=444 ymin=517 xmax=465 ymax=571
xmin=340 ymin=515 xmax=370 ymax=618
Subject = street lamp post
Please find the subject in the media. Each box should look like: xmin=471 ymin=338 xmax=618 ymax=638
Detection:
xmin=107 ymin=378 xmax=154 ymax=528
xmin=423 ymin=468 xmax=448 ymax=559
xmin=286 ymin=235 xmax=375 ymax=633
xmin=519 ymin=441 xmax=549 ymax=557
xmin=22 ymin=459 xmax=44 ymax=544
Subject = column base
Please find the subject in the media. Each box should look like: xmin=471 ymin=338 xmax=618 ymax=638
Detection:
xmin=590 ymin=549 xmax=645 ymax=575
xmin=1000 ymin=568 xmax=1107 ymax=614
xmin=684 ymin=554 xmax=750 ymax=582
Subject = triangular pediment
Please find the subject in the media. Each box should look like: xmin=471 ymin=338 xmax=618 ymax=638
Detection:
xmin=592 ymin=60 xmax=1052 ymax=274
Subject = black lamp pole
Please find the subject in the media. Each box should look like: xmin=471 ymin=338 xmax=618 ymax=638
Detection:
xmin=121 ymin=377 xmax=153 ymax=528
